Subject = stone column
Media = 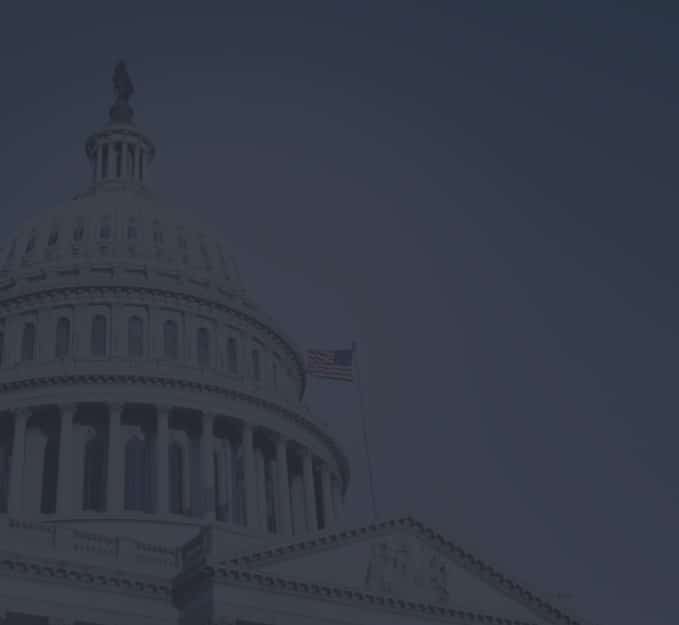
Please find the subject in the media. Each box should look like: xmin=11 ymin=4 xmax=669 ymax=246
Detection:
xmin=242 ymin=422 xmax=256 ymax=529
xmin=223 ymin=441 xmax=233 ymax=523
xmin=106 ymin=403 xmax=124 ymax=513
xmin=8 ymin=408 xmax=29 ymax=515
xmin=302 ymin=448 xmax=317 ymax=532
xmin=99 ymin=142 xmax=106 ymax=180
xmin=276 ymin=436 xmax=292 ymax=535
xmin=255 ymin=448 xmax=266 ymax=530
xmin=321 ymin=464 xmax=334 ymax=530
xmin=120 ymin=140 xmax=127 ymax=179
xmin=56 ymin=404 xmax=76 ymax=514
xmin=95 ymin=143 xmax=103 ymax=182
xmin=200 ymin=411 xmax=215 ymax=520
xmin=156 ymin=405 xmax=170 ymax=515
xmin=214 ymin=442 xmax=225 ymax=521
xmin=332 ymin=476 xmax=342 ymax=523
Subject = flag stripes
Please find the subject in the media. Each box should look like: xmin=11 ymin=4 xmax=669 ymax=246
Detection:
xmin=305 ymin=349 xmax=354 ymax=382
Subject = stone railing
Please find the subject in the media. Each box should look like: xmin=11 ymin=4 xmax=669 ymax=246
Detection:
xmin=0 ymin=517 xmax=181 ymax=575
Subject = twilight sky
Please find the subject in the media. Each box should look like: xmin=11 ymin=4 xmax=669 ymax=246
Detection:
xmin=0 ymin=3 xmax=677 ymax=624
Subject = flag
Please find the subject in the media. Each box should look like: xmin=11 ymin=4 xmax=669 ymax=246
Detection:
xmin=306 ymin=348 xmax=354 ymax=382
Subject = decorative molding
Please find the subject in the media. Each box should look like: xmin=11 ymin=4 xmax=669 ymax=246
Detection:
xmin=0 ymin=551 xmax=173 ymax=601
xmin=176 ymin=563 xmax=546 ymax=625
xmin=0 ymin=283 xmax=307 ymax=401
xmin=226 ymin=517 xmax=583 ymax=625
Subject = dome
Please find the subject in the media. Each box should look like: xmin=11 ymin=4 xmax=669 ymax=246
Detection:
xmin=0 ymin=61 xmax=348 ymax=549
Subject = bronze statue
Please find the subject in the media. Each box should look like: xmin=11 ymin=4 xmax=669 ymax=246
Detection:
xmin=113 ymin=60 xmax=134 ymax=103
xmin=109 ymin=60 xmax=134 ymax=124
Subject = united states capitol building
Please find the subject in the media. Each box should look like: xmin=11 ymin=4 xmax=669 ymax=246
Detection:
xmin=0 ymin=64 xmax=588 ymax=625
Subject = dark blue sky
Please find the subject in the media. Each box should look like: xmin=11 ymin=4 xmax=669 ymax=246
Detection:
xmin=1 ymin=3 xmax=677 ymax=624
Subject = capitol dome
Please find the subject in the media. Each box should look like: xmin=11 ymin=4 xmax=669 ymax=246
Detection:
xmin=0 ymin=62 xmax=348 ymax=550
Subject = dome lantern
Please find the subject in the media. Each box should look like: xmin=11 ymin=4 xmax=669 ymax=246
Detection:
xmin=84 ymin=60 xmax=155 ymax=189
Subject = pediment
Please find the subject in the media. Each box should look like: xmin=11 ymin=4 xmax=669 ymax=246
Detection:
xmin=226 ymin=519 xmax=571 ymax=624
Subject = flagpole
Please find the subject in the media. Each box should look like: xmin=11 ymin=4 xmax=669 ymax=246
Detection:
xmin=352 ymin=340 xmax=378 ymax=522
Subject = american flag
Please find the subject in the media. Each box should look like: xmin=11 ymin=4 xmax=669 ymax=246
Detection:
xmin=306 ymin=348 xmax=354 ymax=382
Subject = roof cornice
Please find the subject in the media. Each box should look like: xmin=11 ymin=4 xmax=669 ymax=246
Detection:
xmin=226 ymin=516 xmax=586 ymax=625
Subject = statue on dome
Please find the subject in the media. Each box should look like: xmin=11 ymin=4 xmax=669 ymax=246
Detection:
xmin=113 ymin=60 xmax=134 ymax=102
xmin=109 ymin=60 xmax=135 ymax=124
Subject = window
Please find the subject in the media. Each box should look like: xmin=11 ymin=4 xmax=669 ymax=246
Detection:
xmin=124 ymin=435 xmax=150 ymax=512
xmin=48 ymin=225 xmax=59 ymax=247
xmin=227 ymin=337 xmax=238 ymax=374
xmin=127 ymin=217 xmax=137 ymax=240
xmin=169 ymin=442 xmax=185 ymax=514
xmin=163 ymin=320 xmax=179 ymax=359
xmin=101 ymin=145 xmax=109 ymax=178
xmin=25 ymin=231 xmax=37 ymax=255
xmin=55 ymin=317 xmax=71 ymax=358
xmin=5 ymin=240 xmax=16 ymax=265
xmin=217 ymin=243 xmax=230 ymax=278
xmin=91 ymin=314 xmax=107 ymax=357
xmin=99 ymin=216 xmax=112 ymax=240
xmin=73 ymin=217 xmax=84 ymax=242
xmin=128 ymin=316 xmax=144 ymax=357
xmin=178 ymin=231 xmax=188 ymax=265
xmin=200 ymin=239 xmax=211 ymax=268
xmin=153 ymin=220 xmax=163 ymax=245
xmin=82 ymin=435 xmax=106 ymax=511
xmin=252 ymin=348 xmax=260 ymax=381
xmin=197 ymin=327 xmax=210 ymax=366
xmin=21 ymin=322 xmax=36 ymax=362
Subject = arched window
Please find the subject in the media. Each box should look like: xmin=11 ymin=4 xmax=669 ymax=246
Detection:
xmin=55 ymin=317 xmax=71 ymax=358
xmin=227 ymin=337 xmax=238 ymax=374
xmin=153 ymin=220 xmax=163 ymax=245
xmin=128 ymin=316 xmax=144 ymax=357
xmin=99 ymin=216 xmax=112 ymax=240
xmin=163 ymin=320 xmax=179 ymax=359
xmin=5 ymin=240 xmax=16 ymax=265
xmin=178 ymin=231 xmax=188 ymax=265
xmin=21 ymin=322 xmax=36 ymax=362
xmin=47 ymin=225 xmax=59 ymax=247
xmin=197 ymin=327 xmax=210 ymax=366
xmin=169 ymin=442 xmax=185 ymax=514
xmin=82 ymin=435 xmax=106 ymax=511
xmin=127 ymin=217 xmax=137 ymax=240
xmin=91 ymin=314 xmax=107 ymax=357
xmin=124 ymin=435 xmax=150 ymax=512
xmin=252 ymin=348 xmax=260 ymax=381
xmin=73 ymin=217 xmax=85 ymax=242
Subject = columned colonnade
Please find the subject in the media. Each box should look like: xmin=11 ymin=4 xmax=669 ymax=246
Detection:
xmin=0 ymin=403 xmax=343 ymax=536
